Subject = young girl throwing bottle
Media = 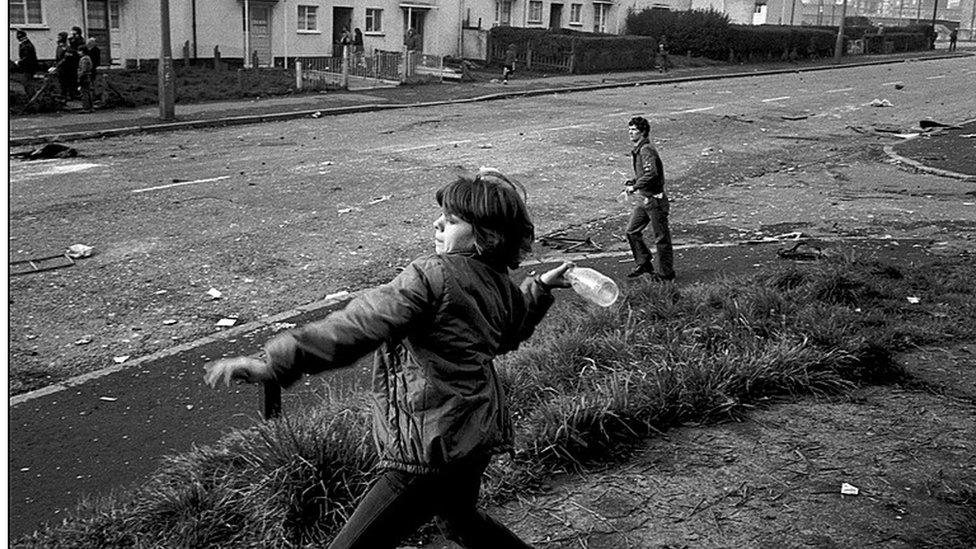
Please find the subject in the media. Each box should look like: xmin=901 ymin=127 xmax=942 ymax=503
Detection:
xmin=204 ymin=168 xmax=574 ymax=549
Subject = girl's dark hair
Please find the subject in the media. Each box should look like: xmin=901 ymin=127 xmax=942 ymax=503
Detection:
xmin=436 ymin=169 xmax=534 ymax=270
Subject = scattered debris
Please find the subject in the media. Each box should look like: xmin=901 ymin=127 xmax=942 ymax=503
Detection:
xmin=539 ymin=234 xmax=603 ymax=253
xmin=325 ymin=290 xmax=350 ymax=301
xmin=10 ymin=253 xmax=75 ymax=276
xmin=367 ymin=195 xmax=393 ymax=205
xmin=777 ymin=241 xmax=823 ymax=261
xmin=66 ymin=244 xmax=94 ymax=259
xmin=743 ymin=231 xmax=804 ymax=245
xmin=894 ymin=83 xmax=904 ymax=90
xmin=841 ymin=483 xmax=859 ymax=496
xmin=206 ymin=288 xmax=223 ymax=300
xmin=781 ymin=113 xmax=810 ymax=121
xmin=162 ymin=319 xmax=178 ymax=325
xmin=99 ymin=396 xmax=118 ymax=402
xmin=74 ymin=336 xmax=93 ymax=345
xmin=10 ymin=142 xmax=78 ymax=160
xmin=961 ymin=133 xmax=976 ymax=138
xmin=113 ymin=356 xmax=130 ymax=364
xmin=215 ymin=317 xmax=237 ymax=327
xmin=893 ymin=133 xmax=921 ymax=139
xmin=185 ymin=404 xmax=194 ymax=411
xmin=311 ymin=111 xmax=322 ymax=118
xmin=868 ymin=98 xmax=893 ymax=107
xmin=701 ymin=147 xmax=716 ymax=156
xmin=919 ymin=119 xmax=962 ymax=131
xmin=907 ymin=296 xmax=921 ymax=304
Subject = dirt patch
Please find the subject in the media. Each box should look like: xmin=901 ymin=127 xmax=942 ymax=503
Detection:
xmin=416 ymin=343 xmax=976 ymax=548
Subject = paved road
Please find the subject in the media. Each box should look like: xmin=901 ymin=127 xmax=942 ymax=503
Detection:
xmin=8 ymin=57 xmax=976 ymax=538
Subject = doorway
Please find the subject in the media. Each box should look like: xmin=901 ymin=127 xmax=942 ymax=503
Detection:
xmin=549 ymin=4 xmax=563 ymax=29
xmin=249 ymin=4 xmax=272 ymax=65
xmin=402 ymin=8 xmax=426 ymax=53
xmin=333 ymin=7 xmax=353 ymax=56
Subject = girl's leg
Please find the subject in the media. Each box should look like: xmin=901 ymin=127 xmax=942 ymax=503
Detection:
xmin=433 ymin=457 xmax=534 ymax=549
xmin=327 ymin=469 xmax=434 ymax=549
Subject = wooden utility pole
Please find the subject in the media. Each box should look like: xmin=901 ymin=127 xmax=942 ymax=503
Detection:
xmin=159 ymin=0 xmax=175 ymax=120
xmin=834 ymin=0 xmax=848 ymax=62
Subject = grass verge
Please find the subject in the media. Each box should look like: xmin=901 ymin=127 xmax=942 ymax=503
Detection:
xmin=14 ymin=253 xmax=976 ymax=548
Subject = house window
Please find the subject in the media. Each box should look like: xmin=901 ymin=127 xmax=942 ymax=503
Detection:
xmin=593 ymin=3 xmax=610 ymax=33
xmin=298 ymin=5 xmax=318 ymax=31
xmin=109 ymin=0 xmax=120 ymax=30
xmin=528 ymin=0 xmax=544 ymax=23
xmin=495 ymin=0 xmax=512 ymax=26
xmin=569 ymin=4 xmax=582 ymax=24
xmin=366 ymin=8 xmax=383 ymax=32
xmin=10 ymin=0 xmax=44 ymax=26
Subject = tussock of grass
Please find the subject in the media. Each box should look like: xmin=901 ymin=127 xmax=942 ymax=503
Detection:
xmin=15 ymin=255 xmax=976 ymax=548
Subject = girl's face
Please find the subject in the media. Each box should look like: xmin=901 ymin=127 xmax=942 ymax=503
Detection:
xmin=433 ymin=210 xmax=476 ymax=254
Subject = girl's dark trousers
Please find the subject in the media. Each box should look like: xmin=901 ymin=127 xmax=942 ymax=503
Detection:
xmin=328 ymin=454 xmax=534 ymax=549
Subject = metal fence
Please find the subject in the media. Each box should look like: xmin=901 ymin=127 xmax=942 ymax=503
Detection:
xmin=294 ymin=48 xmax=449 ymax=90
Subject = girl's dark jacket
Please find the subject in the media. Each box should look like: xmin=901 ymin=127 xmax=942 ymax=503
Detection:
xmin=265 ymin=251 xmax=554 ymax=473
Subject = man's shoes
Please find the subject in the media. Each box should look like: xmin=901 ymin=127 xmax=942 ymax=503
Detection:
xmin=627 ymin=264 xmax=655 ymax=278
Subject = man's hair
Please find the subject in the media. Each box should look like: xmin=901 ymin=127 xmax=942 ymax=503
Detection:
xmin=16 ymin=29 xmax=27 ymax=39
xmin=72 ymin=26 xmax=83 ymax=34
xmin=436 ymin=168 xmax=534 ymax=269
xmin=629 ymin=116 xmax=650 ymax=137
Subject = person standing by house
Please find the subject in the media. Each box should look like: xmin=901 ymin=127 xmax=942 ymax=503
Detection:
xmin=621 ymin=116 xmax=675 ymax=281
xmin=949 ymin=28 xmax=958 ymax=51
xmin=52 ymin=32 xmax=72 ymax=101
xmin=85 ymin=37 xmax=103 ymax=104
xmin=13 ymin=29 xmax=39 ymax=99
xmin=656 ymin=38 xmax=670 ymax=73
xmin=77 ymin=45 xmax=94 ymax=112
xmin=502 ymin=43 xmax=516 ymax=84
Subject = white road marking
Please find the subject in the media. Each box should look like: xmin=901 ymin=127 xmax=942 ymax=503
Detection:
xmin=826 ymin=87 xmax=854 ymax=93
xmin=546 ymin=123 xmax=596 ymax=131
xmin=131 ymin=175 xmax=232 ymax=194
xmin=670 ymin=106 xmax=716 ymax=114
xmin=881 ymin=81 xmax=903 ymax=86
xmin=762 ymin=96 xmax=791 ymax=103
xmin=925 ymin=75 xmax=947 ymax=80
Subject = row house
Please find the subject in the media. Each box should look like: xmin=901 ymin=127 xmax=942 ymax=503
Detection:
xmin=8 ymin=0 xmax=633 ymax=66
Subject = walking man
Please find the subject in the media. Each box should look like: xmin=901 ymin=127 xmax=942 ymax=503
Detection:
xmin=622 ymin=116 xmax=674 ymax=281
xmin=13 ymin=29 xmax=39 ymax=99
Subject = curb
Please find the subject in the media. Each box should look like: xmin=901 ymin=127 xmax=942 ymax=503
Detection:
xmin=9 ymin=52 xmax=971 ymax=148
xmin=882 ymin=115 xmax=976 ymax=182
xmin=9 ymin=235 xmax=936 ymax=406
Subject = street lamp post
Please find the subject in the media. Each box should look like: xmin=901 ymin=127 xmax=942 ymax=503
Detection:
xmin=158 ymin=0 xmax=175 ymax=120
xmin=834 ymin=0 xmax=848 ymax=62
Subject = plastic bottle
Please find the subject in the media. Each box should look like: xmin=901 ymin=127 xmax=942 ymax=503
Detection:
xmin=565 ymin=267 xmax=620 ymax=307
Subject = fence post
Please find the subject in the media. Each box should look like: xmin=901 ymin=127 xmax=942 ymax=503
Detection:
xmin=401 ymin=46 xmax=408 ymax=82
xmin=263 ymin=381 xmax=281 ymax=420
xmin=295 ymin=60 xmax=303 ymax=90
xmin=342 ymin=45 xmax=350 ymax=89
xmin=526 ymin=45 xmax=533 ymax=70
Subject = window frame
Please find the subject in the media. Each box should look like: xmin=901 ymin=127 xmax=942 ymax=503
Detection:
xmin=528 ymin=0 xmax=544 ymax=24
xmin=569 ymin=3 xmax=582 ymax=25
xmin=593 ymin=2 xmax=610 ymax=33
xmin=365 ymin=8 xmax=383 ymax=33
xmin=10 ymin=0 xmax=45 ymax=27
xmin=495 ymin=0 xmax=512 ymax=26
xmin=297 ymin=5 xmax=319 ymax=33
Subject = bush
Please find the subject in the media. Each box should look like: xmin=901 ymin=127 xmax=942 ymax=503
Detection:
xmin=625 ymin=8 xmax=733 ymax=59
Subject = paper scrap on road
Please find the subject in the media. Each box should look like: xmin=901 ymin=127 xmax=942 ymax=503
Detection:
xmin=367 ymin=195 xmax=393 ymax=205
xmin=216 ymin=318 xmax=237 ymax=327
xmin=99 ymin=396 xmax=118 ymax=402
xmin=841 ymin=483 xmax=859 ymax=495
xmin=207 ymin=288 xmax=223 ymax=300
xmin=74 ymin=336 xmax=93 ymax=345
xmin=907 ymin=296 xmax=921 ymax=304
xmin=66 ymin=244 xmax=94 ymax=258
xmin=162 ymin=319 xmax=177 ymax=325
xmin=869 ymin=99 xmax=893 ymax=107
xmin=325 ymin=291 xmax=350 ymax=301
xmin=113 ymin=355 xmax=130 ymax=364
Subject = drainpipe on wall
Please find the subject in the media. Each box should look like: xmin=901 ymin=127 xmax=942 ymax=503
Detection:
xmin=457 ymin=0 xmax=464 ymax=57
xmin=244 ymin=0 xmax=251 ymax=68
xmin=192 ymin=0 xmax=197 ymax=58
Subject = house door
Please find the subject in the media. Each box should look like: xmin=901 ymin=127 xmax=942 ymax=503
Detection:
xmin=333 ymin=7 xmax=353 ymax=56
xmin=403 ymin=9 xmax=426 ymax=52
xmin=549 ymin=4 xmax=563 ymax=29
xmin=250 ymin=4 xmax=272 ymax=66
xmin=85 ymin=0 xmax=112 ymax=62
